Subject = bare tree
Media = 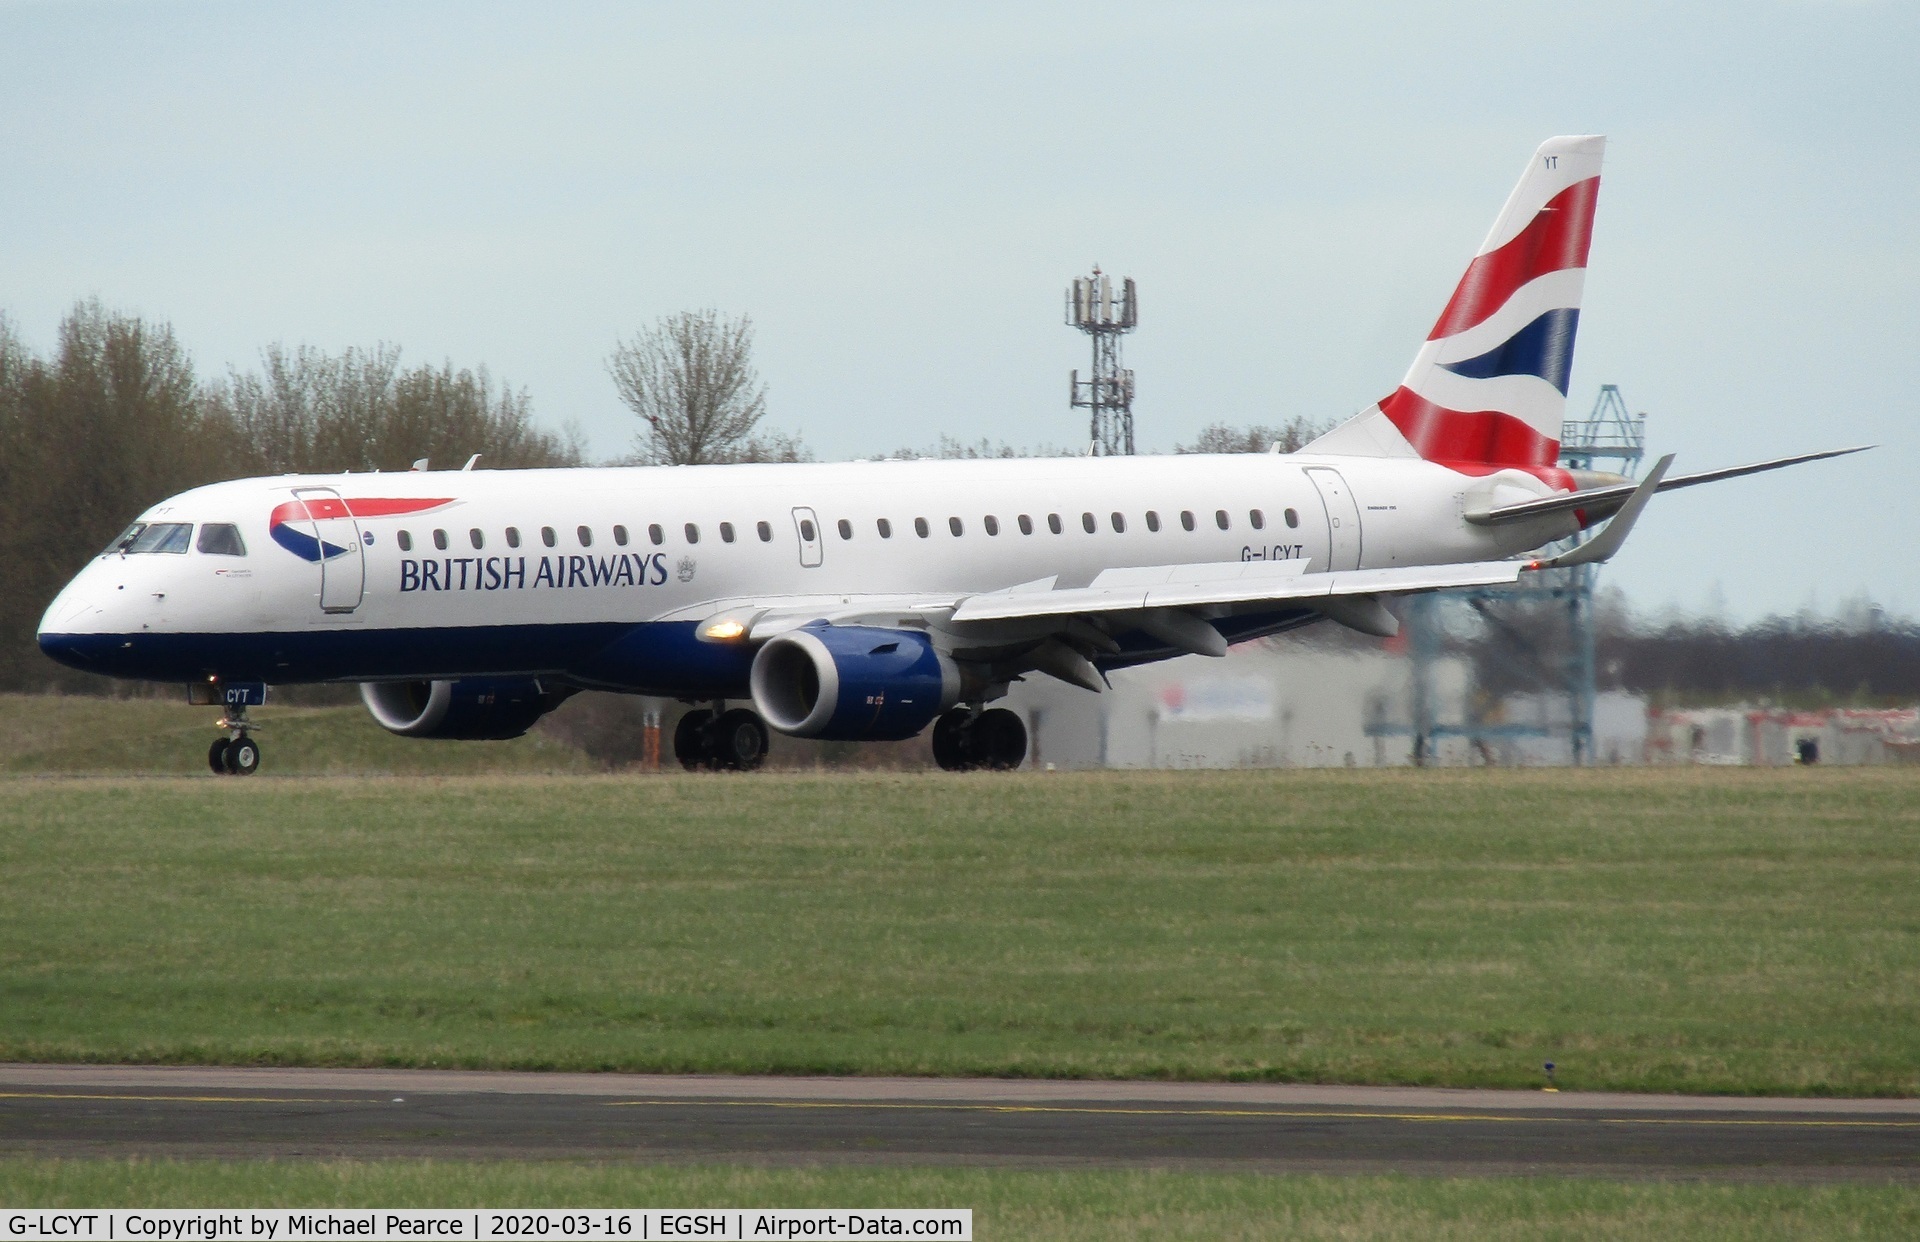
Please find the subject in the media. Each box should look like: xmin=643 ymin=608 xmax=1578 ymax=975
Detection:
xmin=1176 ymin=417 xmax=1327 ymax=454
xmin=607 ymin=310 xmax=775 ymax=465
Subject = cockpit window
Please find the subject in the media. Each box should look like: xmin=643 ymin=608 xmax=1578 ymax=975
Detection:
xmin=125 ymin=523 xmax=193 ymax=554
xmin=196 ymin=523 xmax=247 ymax=556
xmin=103 ymin=523 xmax=146 ymax=555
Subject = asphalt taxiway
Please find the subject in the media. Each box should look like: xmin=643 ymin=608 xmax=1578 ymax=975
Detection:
xmin=2 ymin=1065 xmax=1915 ymax=1181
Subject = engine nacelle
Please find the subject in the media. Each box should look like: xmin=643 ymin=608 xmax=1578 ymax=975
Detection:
xmin=749 ymin=625 xmax=961 ymax=741
xmin=360 ymin=677 xmax=570 ymax=740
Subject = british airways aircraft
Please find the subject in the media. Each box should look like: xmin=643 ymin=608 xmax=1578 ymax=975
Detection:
xmin=36 ymin=136 xmax=1858 ymax=774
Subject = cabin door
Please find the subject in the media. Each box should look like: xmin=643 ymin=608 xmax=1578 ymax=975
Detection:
xmin=290 ymin=486 xmax=366 ymax=613
xmin=1304 ymin=467 xmax=1362 ymax=572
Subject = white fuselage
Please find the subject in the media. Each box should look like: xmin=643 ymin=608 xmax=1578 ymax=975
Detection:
xmin=37 ymin=452 xmax=1573 ymax=691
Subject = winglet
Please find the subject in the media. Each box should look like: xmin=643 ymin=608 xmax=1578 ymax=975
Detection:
xmin=1530 ymin=453 xmax=1673 ymax=570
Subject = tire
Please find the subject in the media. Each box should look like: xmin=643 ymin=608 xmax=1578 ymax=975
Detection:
xmin=714 ymin=709 xmax=770 ymax=771
xmin=931 ymin=709 xmax=973 ymax=771
xmin=974 ymin=708 xmax=1028 ymax=771
xmin=673 ymin=709 xmax=714 ymax=771
xmin=208 ymin=736 xmax=231 ymax=776
xmin=225 ymin=734 xmax=261 ymax=776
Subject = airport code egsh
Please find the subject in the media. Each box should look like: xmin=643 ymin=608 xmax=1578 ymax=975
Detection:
xmin=2 ymin=1211 xmax=971 ymax=1241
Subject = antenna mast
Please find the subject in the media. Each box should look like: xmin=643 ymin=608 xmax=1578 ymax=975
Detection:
xmin=1066 ymin=267 xmax=1138 ymax=455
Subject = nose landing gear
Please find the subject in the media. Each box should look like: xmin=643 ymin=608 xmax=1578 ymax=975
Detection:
xmin=193 ymin=682 xmax=266 ymax=776
xmin=932 ymin=706 xmax=1028 ymax=771
xmin=209 ymin=730 xmax=262 ymax=776
xmin=673 ymin=704 xmax=771 ymax=771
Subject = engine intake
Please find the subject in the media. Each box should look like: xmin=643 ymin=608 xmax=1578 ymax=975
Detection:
xmin=360 ymin=677 xmax=570 ymax=740
xmin=749 ymin=625 xmax=960 ymax=741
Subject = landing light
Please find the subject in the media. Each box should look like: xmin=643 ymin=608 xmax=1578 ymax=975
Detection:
xmin=703 ymin=619 xmax=747 ymax=641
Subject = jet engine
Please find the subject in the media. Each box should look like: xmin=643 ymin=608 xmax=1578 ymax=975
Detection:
xmin=360 ymin=678 xmax=571 ymax=740
xmin=749 ymin=625 xmax=961 ymax=741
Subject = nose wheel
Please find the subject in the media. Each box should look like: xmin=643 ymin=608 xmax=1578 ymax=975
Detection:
xmin=932 ymin=707 xmax=1027 ymax=771
xmin=206 ymin=697 xmax=263 ymax=776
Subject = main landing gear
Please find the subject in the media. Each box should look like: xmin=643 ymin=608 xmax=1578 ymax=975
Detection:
xmin=931 ymin=707 xmax=1028 ymax=771
xmin=674 ymin=705 xmax=771 ymax=771
xmin=208 ymin=707 xmax=262 ymax=777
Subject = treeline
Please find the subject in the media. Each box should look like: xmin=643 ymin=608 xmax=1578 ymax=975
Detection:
xmin=1466 ymin=592 xmax=1920 ymax=707
xmin=1597 ymin=615 xmax=1920 ymax=706
xmin=0 ymin=301 xmax=581 ymax=690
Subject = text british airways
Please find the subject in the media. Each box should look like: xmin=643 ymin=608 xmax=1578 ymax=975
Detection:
xmin=399 ymin=554 xmax=670 ymax=592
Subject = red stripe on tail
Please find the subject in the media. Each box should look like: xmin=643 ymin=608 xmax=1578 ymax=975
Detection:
xmin=1378 ymin=387 xmax=1561 ymax=468
xmin=1428 ymin=177 xmax=1599 ymax=340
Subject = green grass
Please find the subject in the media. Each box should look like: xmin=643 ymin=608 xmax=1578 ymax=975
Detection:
xmin=1 ymin=1159 xmax=1915 ymax=1239
xmin=0 ymin=693 xmax=594 ymax=775
xmin=2 ymin=766 xmax=1917 ymax=1094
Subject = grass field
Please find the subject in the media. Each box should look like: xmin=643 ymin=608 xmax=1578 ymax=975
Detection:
xmin=3 ymin=1159 xmax=1916 ymax=1240
xmin=0 ymin=693 xmax=594 ymax=775
xmin=2 ymin=761 xmax=1916 ymax=1094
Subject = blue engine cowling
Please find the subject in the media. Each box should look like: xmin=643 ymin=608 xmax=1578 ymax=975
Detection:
xmin=749 ymin=625 xmax=961 ymax=741
xmin=360 ymin=677 xmax=571 ymax=740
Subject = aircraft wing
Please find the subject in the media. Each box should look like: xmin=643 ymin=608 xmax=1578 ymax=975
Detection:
xmin=1464 ymin=445 xmax=1870 ymax=527
xmin=946 ymin=557 xmax=1527 ymax=623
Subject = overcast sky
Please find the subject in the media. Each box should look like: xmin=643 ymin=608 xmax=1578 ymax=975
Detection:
xmin=3 ymin=1 xmax=1914 ymax=621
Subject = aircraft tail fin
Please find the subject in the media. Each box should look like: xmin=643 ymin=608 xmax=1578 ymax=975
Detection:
xmin=1306 ymin=135 xmax=1605 ymax=470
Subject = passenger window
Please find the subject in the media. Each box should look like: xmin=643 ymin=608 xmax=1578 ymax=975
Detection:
xmin=614 ymin=525 xmax=629 ymax=546
xmin=1048 ymin=513 xmax=1063 ymax=534
xmin=433 ymin=529 xmax=449 ymax=551
xmin=798 ymin=518 xmax=815 ymax=541
xmin=948 ymin=517 xmax=964 ymax=537
xmin=541 ymin=527 xmax=557 ymax=548
xmin=1181 ymin=510 xmax=1196 ymax=531
xmin=914 ymin=517 xmax=930 ymax=538
xmin=1018 ymin=514 xmax=1034 ymax=535
xmin=1285 ymin=507 xmax=1299 ymax=528
xmin=578 ymin=526 xmax=593 ymax=547
xmin=469 ymin=528 xmax=485 ymax=549
xmin=398 ymin=530 xmax=414 ymax=552
xmin=1250 ymin=509 xmax=1265 ymax=530
xmin=758 ymin=521 xmax=773 ymax=542
xmin=1145 ymin=510 xmax=1160 ymax=532
xmin=648 ymin=524 xmax=664 ymax=546
xmin=196 ymin=523 xmax=246 ymax=556
xmin=984 ymin=516 xmax=999 ymax=536
xmin=1215 ymin=509 xmax=1230 ymax=530
xmin=505 ymin=527 xmax=521 ymax=548
xmin=1110 ymin=512 xmax=1126 ymax=533
xmin=837 ymin=518 xmax=853 ymax=540
xmin=685 ymin=523 xmax=700 ymax=544
xmin=877 ymin=518 xmax=893 ymax=539
xmin=1081 ymin=512 xmax=1096 ymax=534
xmin=720 ymin=522 xmax=736 ymax=543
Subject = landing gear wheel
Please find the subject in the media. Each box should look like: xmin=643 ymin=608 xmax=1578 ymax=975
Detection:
xmin=673 ymin=709 xmax=714 ymax=771
xmin=932 ymin=709 xmax=973 ymax=771
xmin=713 ymin=709 xmax=770 ymax=771
xmin=208 ymin=736 xmax=231 ymax=775
xmin=224 ymin=734 xmax=261 ymax=776
xmin=972 ymin=708 xmax=1028 ymax=770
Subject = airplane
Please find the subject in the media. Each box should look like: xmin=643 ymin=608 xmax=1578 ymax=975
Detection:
xmin=36 ymin=134 xmax=1862 ymax=775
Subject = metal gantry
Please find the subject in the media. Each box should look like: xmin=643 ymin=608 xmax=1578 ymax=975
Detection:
xmin=1390 ymin=386 xmax=1646 ymax=765
xmin=1066 ymin=267 xmax=1138 ymax=455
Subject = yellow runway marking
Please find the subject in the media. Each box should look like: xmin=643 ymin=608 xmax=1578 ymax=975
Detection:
xmin=603 ymin=1098 xmax=1920 ymax=1129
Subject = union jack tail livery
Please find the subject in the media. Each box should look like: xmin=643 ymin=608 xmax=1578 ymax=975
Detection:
xmin=1310 ymin=134 xmax=1605 ymax=471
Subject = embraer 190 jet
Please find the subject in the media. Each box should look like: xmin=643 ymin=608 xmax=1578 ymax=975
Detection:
xmin=38 ymin=135 xmax=1860 ymax=774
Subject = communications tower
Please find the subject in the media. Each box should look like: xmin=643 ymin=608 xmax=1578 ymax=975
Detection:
xmin=1066 ymin=267 xmax=1138 ymax=455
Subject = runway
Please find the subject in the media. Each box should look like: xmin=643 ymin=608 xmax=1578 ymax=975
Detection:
xmin=3 ymin=1065 xmax=1915 ymax=1181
